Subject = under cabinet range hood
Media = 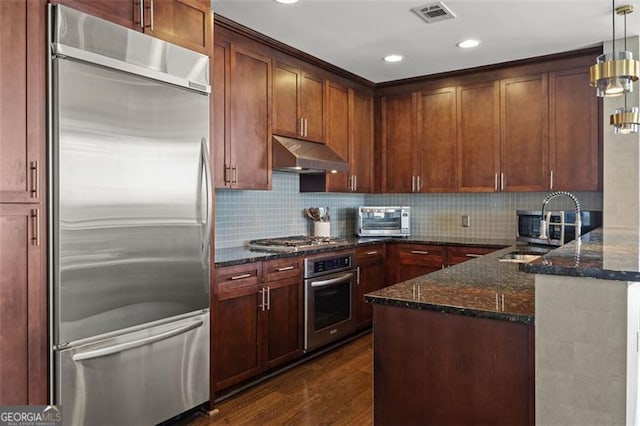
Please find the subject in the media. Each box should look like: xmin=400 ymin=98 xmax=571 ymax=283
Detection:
xmin=272 ymin=135 xmax=349 ymax=174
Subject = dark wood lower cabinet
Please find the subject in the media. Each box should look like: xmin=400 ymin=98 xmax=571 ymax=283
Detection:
xmin=372 ymin=304 xmax=534 ymax=425
xmin=213 ymin=258 xmax=302 ymax=393
xmin=0 ymin=204 xmax=46 ymax=404
xmin=355 ymin=245 xmax=385 ymax=329
xmin=386 ymin=243 xmax=445 ymax=284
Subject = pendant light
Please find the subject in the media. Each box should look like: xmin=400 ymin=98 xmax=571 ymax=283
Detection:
xmin=609 ymin=5 xmax=640 ymax=134
xmin=589 ymin=2 xmax=639 ymax=97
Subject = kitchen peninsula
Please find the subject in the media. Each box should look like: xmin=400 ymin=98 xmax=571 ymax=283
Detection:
xmin=365 ymin=246 xmax=535 ymax=425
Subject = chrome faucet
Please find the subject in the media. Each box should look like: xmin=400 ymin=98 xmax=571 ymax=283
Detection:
xmin=539 ymin=191 xmax=582 ymax=241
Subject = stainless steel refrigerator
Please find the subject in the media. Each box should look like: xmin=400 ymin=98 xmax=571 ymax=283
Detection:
xmin=48 ymin=6 xmax=211 ymax=425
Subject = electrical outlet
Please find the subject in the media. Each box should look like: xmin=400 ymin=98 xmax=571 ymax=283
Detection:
xmin=462 ymin=215 xmax=470 ymax=227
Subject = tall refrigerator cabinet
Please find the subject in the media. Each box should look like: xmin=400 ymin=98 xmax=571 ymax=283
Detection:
xmin=48 ymin=5 xmax=212 ymax=425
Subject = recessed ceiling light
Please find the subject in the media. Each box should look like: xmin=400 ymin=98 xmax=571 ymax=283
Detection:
xmin=457 ymin=39 xmax=480 ymax=49
xmin=384 ymin=54 xmax=404 ymax=63
xmin=274 ymin=0 xmax=298 ymax=3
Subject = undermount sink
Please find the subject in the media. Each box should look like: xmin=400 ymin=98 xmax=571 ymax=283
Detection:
xmin=498 ymin=252 xmax=542 ymax=264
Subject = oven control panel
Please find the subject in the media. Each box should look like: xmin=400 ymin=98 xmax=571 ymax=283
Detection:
xmin=304 ymin=252 xmax=355 ymax=279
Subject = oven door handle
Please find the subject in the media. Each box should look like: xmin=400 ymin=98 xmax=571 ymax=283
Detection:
xmin=309 ymin=272 xmax=354 ymax=288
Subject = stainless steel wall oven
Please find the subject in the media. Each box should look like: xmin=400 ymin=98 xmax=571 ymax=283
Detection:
xmin=303 ymin=251 xmax=357 ymax=351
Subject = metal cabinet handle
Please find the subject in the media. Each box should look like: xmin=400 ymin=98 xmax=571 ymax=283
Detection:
xmin=149 ymin=0 xmax=154 ymax=30
xmin=366 ymin=251 xmax=379 ymax=256
xmin=354 ymin=175 xmax=357 ymax=192
xmin=72 ymin=320 xmax=204 ymax=361
xmin=266 ymin=287 xmax=271 ymax=310
xmin=501 ymin=293 xmax=505 ymax=311
xmin=136 ymin=0 xmax=144 ymax=29
xmin=550 ymin=170 xmax=554 ymax=190
xmin=500 ymin=172 xmax=505 ymax=191
xmin=410 ymin=250 xmax=429 ymax=255
xmin=299 ymin=117 xmax=304 ymax=137
xmin=230 ymin=273 xmax=252 ymax=280
xmin=465 ymin=254 xmax=482 ymax=258
xmin=230 ymin=164 xmax=238 ymax=185
xmin=30 ymin=161 xmax=39 ymax=199
xmin=259 ymin=288 xmax=266 ymax=311
xmin=356 ymin=267 xmax=360 ymax=285
xmin=411 ymin=176 xmax=416 ymax=192
xmin=495 ymin=293 xmax=499 ymax=310
xmin=304 ymin=118 xmax=308 ymax=138
xmin=31 ymin=209 xmax=40 ymax=246
xmin=276 ymin=266 xmax=295 ymax=272
xmin=416 ymin=175 xmax=421 ymax=192
xmin=494 ymin=173 xmax=498 ymax=191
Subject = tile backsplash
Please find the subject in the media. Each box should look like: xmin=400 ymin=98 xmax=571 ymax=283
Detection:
xmin=214 ymin=172 xmax=603 ymax=249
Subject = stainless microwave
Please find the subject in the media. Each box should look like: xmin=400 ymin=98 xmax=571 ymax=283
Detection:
xmin=357 ymin=206 xmax=410 ymax=237
xmin=516 ymin=210 xmax=602 ymax=246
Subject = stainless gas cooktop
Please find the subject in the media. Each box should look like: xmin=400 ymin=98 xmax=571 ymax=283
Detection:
xmin=248 ymin=235 xmax=350 ymax=252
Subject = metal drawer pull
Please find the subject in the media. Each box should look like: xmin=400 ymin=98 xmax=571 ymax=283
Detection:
xmin=230 ymin=273 xmax=252 ymax=280
xmin=366 ymin=251 xmax=378 ymax=255
xmin=276 ymin=266 xmax=295 ymax=272
xmin=465 ymin=254 xmax=482 ymax=258
xmin=501 ymin=294 xmax=505 ymax=311
xmin=72 ymin=320 xmax=203 ymax=361
xmin=410 ymin=250 xmax=429 ymax=255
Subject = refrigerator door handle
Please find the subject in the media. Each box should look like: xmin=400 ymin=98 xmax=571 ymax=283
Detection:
xmin=201 ymin=137 xmax=212 ymax=262
xmin=71 ymin=320 xmax=204 ymax=362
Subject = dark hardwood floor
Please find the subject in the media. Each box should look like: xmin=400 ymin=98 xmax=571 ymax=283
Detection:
xmin=185 ymin=333 xmax=373 ymax=425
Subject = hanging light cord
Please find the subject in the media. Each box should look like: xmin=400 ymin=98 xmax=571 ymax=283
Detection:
xmin=612 ymin=0 xmax=616 ymax=55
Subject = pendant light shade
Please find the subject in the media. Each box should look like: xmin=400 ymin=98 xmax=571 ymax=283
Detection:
xmin=589 ymin=4 xmax=639 ymax=97
xmin=611 ymin=106 xmax=640 ymax=134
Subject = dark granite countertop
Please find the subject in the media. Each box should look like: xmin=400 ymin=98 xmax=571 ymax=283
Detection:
xmin=214 ymin=234 xmax=512 ymax=267
xmin=523 ymin=227 xmax=640 ymax=281
xmin=365 ymin=246 xmax=535 ymax=325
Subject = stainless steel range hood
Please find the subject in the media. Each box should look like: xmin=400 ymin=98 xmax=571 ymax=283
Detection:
xmin=272 ymin=135 xmax=348 ymax=174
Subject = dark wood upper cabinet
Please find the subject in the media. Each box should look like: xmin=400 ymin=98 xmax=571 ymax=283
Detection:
xmin=272 ymin=61 xmax=326 ymax=143
xmin=500 ymin=74 xmax=549 ymax=192
xmin=416 ymin=87 xmax=457 ymax=192
xmin=0 ymin=0 xmax=45 ymax=204
xmin=381 ymin=94 xmax=416 ymax=193
xmin=325 ymin=81 xmax=350 ymax=192
xmin=349 ymin=90 xmax=375 ymax=193
xmin=549 ymin=68 xmax=600 ymax=191
xmin=456 ymin=81 xmax=501 ymax=192
xmin=225 ymin=44 xmax=272 ymax=189
xmin=53 ymin=0 xmax=213 ymax=55
xmin=212 ymin=39 xmax=230 ymax=188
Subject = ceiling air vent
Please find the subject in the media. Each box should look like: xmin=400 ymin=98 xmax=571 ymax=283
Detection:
xmin=412 ymin=1 xmax=456 ymax=24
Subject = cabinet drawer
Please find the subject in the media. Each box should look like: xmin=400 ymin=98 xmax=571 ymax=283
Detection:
xmin=263 ymin=257 xmax=302 ymax=282
xmin=356 ymin=245 xmax=385 ymax=264
xmin=215 ymin=262 xmax=262 ymax=300
xmin=446 ymin=246 xmax=501 ymax=266
xmin=396 ymin=244 xmax=444 ymax=267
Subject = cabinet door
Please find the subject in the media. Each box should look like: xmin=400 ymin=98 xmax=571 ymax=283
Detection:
xmin=457 ymin=81 xmax=500 ymax=192
xmin=0 ymin=205 xmax=45 ymax=404
xmin=500 ymin=74 xmax=549 ymax=191
xmin=416 ymin=87 xmax=457 ymax=192
xmin=144 ymin=0 xmax=212 ymax=56
xmin=0 ymin=0 xmax=45 ymax=203
xmin=272 ymin=62 xmax=301 ymax=138
xmin=356 ymin=245 xmax=385 ymax=329
xmin=300 ymin=72 xmax=325 ymax=143
xmin=212 ymin=39 xmax=230 ymax=188
xmin=263 ymin=277 xmax=302 ymax=369
xmin=349 ymin=90 xmax=374 ymax=193
xmin=52 ymin=0 xmax=138 ymax=30
xmin=325 ymin=81 xmax=350 ymax=192
xmin=549 ymin=68 xmax=600 ymax=191
xmin=381 ymin=94 xmax=416 ymax=193
xmin=213 ymin=263 xmax=262 ymax=391
xmin=229 ymin=45 xmax=272 ymax=189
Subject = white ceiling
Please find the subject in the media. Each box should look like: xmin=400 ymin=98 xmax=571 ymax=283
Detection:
xmin=211 ymin=0 xmax=640 ymax=83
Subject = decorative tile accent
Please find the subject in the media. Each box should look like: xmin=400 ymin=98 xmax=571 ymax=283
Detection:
xmin=215 ymin=172 xmax=603 ymax=249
